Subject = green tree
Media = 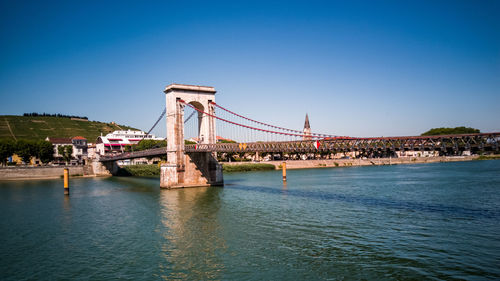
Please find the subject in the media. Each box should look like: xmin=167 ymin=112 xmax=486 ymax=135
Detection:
xmin=0 ymin=139 xmax=15 ymax=165
xmin=218 ymin=139 xmax=236 ymax=143
xmin=127 ymin=140 xmax=167 ymax=152
xmin=421 ymin=127 xmax=480 ymax=136
xmin=58 ymin=145 xmax=73 ymax=164
xmin=57 ymin=145 xmax=65 ymax=159
xmin=15 ymin=140 xmax=38 ymax=164
xmin=37 ymin=140 xmax=54 ymax=164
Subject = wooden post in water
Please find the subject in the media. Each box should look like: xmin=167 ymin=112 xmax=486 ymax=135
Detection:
xmin=64 ymin=168 xmax=69 ymax=195
xmin=282 ymin=162 xmax=287 ymax=181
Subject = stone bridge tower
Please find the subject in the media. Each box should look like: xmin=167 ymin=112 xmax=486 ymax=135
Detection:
xmin=160 ymin=84 xmax=223 ymax=189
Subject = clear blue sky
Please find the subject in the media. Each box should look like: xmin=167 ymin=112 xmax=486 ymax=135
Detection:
xmin=1 ymin=0 xmax=499 ymax=138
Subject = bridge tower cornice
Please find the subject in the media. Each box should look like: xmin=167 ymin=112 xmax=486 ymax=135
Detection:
xmin=164 ymin=83 xmax=216 ymax=94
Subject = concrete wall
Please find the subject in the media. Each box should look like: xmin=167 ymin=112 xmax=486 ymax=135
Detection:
xmin=0 ymin=165 xmax=93 ymax=180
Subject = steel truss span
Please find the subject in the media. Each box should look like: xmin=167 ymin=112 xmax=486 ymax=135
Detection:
xmin=187 ymin=133 xmax=500 ymax=153
xmin=100 ymin=133 xmax=500 ymax=162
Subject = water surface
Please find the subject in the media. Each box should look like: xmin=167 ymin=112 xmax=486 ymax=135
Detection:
xmin=1 ymin=160 xmax=499 ymax=280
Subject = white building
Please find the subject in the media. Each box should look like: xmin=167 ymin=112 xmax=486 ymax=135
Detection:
xmin=396 ymin=150 xmax=439 ymax=157
xmin=46 ymin=136 xmax=88 ymax=165
xmin=96 ymin=130 xmax=164 ymax=155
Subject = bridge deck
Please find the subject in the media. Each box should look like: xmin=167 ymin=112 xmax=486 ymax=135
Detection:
xmin=99 ymin=133 xmax=500 ymax=162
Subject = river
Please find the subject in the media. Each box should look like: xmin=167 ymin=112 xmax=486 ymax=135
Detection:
xmin=1 ymin=160 xmax=499 ymax=280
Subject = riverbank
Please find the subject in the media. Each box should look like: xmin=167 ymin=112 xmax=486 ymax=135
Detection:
xmin=0 ymin=165 xmax=94 ymax=181
xmin=2 ymin=155 xmax=499 ymax=180
xmin=222 ymin=163 xmax=275 ymax=172
xmin=116 ymin=163 xmax=276 ymax=176
xmin=116 ymin=164 xmax=160 ymax=177
xmin=476 ymin=155 xmax=500 ymax=160
xmin=223 ymin=155 xmax=488 ymax=170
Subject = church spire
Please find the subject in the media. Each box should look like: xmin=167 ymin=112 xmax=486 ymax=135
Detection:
xmin=303 ymin=114 xmax=311 ymax=140
xmin=304 ymin=113 xmax=310 ymax=129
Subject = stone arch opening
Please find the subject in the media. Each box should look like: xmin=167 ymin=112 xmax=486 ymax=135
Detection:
xmin=187 ymin=100 xmax=204 ymax=112
xmin=183 ymin=101 xmax=206 ymax=144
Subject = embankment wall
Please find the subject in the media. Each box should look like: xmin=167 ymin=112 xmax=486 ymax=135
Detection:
xmin=225 ymin=156 xmax=478 ymax=169
xmin=0 ymin=165 xmax=93 ymax=180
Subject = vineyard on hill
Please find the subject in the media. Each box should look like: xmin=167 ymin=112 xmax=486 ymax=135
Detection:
xmin=0 ymin=115 xmax=137 ymax=142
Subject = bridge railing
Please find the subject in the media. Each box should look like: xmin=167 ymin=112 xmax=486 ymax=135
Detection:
xmin=185 ymin=133 xmax=500 ymax=153
xmin=99 ymin=133 xmax=499 ymax=161
xmin=99 ymin=147 xmax=168 ymax=162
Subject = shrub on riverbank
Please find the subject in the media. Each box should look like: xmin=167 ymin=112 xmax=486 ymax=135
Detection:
xmin=222 ymin=163 xmax=275 ymax=172
xmin=116 ymin=163 xmax=276 ymax=176
xmin=117 ymin=164 xmax=160 ymax=177
xmin=476 ymin=155 xmax=500 ymax=160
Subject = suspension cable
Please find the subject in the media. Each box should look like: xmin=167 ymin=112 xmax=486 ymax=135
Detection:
xmin=137 ymin=108 xmax=166 ymax=145
xmin=184 ymin=110 xmax=196 ymax=123
xmin=210 ymin=101 xmax=344 ymax=138
xmin=180 ymin=100 xmax=319 ymax=139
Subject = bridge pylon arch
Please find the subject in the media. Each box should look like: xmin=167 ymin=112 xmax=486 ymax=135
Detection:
xmin=161 ymin=84 xmax=223 ymax=188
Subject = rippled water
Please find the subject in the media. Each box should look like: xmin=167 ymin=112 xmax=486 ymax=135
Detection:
xmin=1 ymin=160 xmax=499 ymax=280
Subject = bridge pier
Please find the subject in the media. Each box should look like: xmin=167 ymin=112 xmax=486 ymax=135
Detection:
xmin=160 ymin=153 xmax=223 ymax=188
xmin=98 ymin=160 xmax=118 ymax=175
xmin=161 ymin=84 xmax=224 ymax=189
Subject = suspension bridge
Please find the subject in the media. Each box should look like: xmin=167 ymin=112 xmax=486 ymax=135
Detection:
xmin=100 ymin=84 xmax=500 ymax=188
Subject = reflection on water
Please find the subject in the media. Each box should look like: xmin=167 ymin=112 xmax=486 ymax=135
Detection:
xmin=158 ymin=187 xmax=225 ymax=280
xmin=63 ymin=195 xmax=71 ymax=212
xmin=61 ymin=195 xmax=72 ymax=230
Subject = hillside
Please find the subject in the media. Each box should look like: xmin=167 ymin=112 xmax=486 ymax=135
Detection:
xmin=0 ymin=115 xmax=138 ymax=142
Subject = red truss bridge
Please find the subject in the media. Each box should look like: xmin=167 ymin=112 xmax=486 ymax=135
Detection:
xmin=100 ymin=99 xmax=499 ymax=162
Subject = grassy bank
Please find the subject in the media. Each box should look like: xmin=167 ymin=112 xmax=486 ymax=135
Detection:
xmin=116 ymin=163 xmax=276 ymax=176
xmin=476 ymin=155 xmax=500 ymax=160
xmin=222 ymin=163 xmax=275 ymax=172
xmin=117 ymin=165 xmax=160 ymax=177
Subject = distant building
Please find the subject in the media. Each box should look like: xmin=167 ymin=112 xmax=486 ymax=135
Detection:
xmin=46 ymin=137 xmax=72 ymax=161
xmin=303 ymin=113 xmax=312 ymax=140
xmin=216 ymin=136 xmax=235 ymax=143
xmin=71 ymin=136 xmax=88 ymax=163
xmin=96 ymin=130 xmax=164 ymax=155
xmin=87 ymin=143 xmax=97 ymax=159
xmin=396 ymin=150 xmax=439 ymax=158
xmin=9 ymin=154 xmax=27 ymax=165
xmin=46 ymin=136 xmax=88 ymax=165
